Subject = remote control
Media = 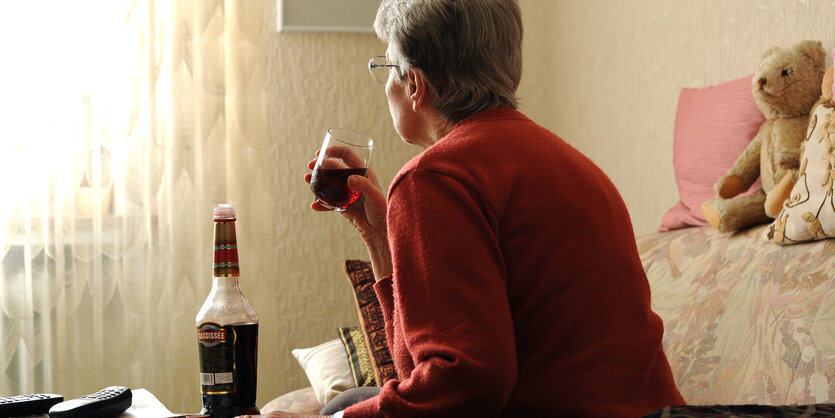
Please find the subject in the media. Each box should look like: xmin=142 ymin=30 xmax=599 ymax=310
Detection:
xmin=0 ymin=393 xmax=63 ymax=417
xmin=48 ymin=386 xmax=131 ymax=418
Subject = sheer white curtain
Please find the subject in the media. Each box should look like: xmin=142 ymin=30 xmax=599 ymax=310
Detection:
xmin=0 ymin=0 xmax=267 ymax=412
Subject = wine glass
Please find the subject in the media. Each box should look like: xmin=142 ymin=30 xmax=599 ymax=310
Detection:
xmin=310 ymin=129 xmax=374 ymax=211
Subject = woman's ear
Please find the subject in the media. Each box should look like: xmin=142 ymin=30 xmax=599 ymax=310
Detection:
xmin=407 ymin=69 xmax=431 ymax=112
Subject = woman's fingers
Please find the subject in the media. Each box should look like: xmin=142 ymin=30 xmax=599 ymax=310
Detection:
xmin=347 ymin=174 xmax=387 ymax=223
xmin=365 ymin=167 xmax=381 ymax=189
xmin=310 ymin=201 xmax=333 ymax=212
xmin=320 ymin=145 xmax=367 ymax=169
xmin=347 ymin=175 xmax=380 ymax=201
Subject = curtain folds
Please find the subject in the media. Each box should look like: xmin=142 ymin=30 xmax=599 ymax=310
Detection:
xmin=0 ymin=0 xmax=267 ymax=412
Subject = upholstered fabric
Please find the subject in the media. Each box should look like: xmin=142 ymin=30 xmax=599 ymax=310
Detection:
xmin=660 ymin=75 xmax=765 ymax=232
xmin=639 ymin=224 xmax=835 ymax=404
xmin=343 ymin=259 xmax=396 ymax=385
xmin=261 ymin=386 xmax=322 ymax=414
xmin=644 ymin=403 xmax=835 ymax=417
xmin=770 ymin=104 xmax=835 ymax=244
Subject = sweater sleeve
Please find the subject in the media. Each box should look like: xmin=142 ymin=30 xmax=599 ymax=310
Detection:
xmin=344 ymin=168 xmax=518 ymax=417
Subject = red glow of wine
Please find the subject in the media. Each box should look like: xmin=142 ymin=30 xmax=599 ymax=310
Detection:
xmin=310 ymin=167 xmax=367 ymax=210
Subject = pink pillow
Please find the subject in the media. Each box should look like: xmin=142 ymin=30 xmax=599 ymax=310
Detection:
xmin=659 ymin=75 xmax=766 ymax=232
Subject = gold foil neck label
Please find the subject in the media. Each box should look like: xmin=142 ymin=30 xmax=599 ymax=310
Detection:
xmin=213 ymin=221 xmax=239 ymax=276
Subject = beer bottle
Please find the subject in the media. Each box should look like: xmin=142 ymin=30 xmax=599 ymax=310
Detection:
xmin=196 ymin=204 xmax=259 ymax=417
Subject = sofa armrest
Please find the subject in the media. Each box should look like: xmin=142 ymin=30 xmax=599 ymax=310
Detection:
xmin=261 ymin=386 xmax=323 ymax=414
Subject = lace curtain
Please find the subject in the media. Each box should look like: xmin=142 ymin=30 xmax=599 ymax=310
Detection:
xmin=0 ymin=0 xmax=267 ymax=412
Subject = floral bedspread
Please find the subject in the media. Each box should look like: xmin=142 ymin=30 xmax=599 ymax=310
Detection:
xmin=638 ymin=225 xmax=835 ymax=406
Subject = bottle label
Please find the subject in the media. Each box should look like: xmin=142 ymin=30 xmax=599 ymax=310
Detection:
xmin=198 ymin=322 xmax=237 ymax=394
xmin=197 ymin=322 xmax=259 ymax=398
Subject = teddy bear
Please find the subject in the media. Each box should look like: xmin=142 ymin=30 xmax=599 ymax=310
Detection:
xmin=701 ymin=40 xmax=826 ymax=233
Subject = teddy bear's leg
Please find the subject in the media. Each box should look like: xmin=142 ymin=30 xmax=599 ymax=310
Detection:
xmin=702 ymin=191 xmax=770 ymax=232
xmin=702 ymin=199 xmax=724 ymax=231
xmin=764 ymin=170 xmax=797 ymax=218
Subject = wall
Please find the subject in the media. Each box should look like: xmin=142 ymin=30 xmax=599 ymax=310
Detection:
xmin=248 ymin=0 xmax=835 ymax=405
xmin=517 ymin=0 xmax=835 ymax=236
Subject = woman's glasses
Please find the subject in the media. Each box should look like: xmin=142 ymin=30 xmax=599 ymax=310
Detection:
xmin=368 ymin=56 xmax=399 ymax=86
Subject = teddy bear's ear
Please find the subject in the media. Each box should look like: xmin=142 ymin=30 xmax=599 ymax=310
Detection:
xmin=761 ymin=46 xmax=781 ymax=59
xmin=795 ymin=40 xmax=826 ymax=67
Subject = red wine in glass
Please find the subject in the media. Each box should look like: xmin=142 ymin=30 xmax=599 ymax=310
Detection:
xmin=310 ymin=167 xmax=368 ymax=211
xmin=310 ymin=128 xmax=373 ymax=211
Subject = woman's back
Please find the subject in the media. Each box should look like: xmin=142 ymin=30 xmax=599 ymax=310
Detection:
xmin=381 ymin=107 xmax=684 ymax=416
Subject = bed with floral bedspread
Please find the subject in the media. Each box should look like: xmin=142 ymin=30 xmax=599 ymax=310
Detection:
xmin=639 ymin=224 xmax=835 ymax=407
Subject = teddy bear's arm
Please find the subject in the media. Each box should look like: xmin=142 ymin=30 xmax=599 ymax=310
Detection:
xmin=716 ymin=134 xmax=762 ymax=198
xmin=772 ymin=117 xmax=807 ymax=173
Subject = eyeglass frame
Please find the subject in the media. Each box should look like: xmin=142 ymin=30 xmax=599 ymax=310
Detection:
xmin=368 ymin=55 xmax=400 ymax=86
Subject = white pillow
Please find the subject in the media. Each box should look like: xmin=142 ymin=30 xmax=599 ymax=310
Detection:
xmin=292 ymin=339 xmax=356 ymax=404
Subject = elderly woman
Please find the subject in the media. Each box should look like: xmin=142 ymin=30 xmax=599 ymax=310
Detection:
xmin=264 ymin=0 xmax=685 ymax=417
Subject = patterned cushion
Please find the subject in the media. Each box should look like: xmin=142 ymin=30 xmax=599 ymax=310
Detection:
xmin=338 ymin=326 xmax=375 ymax=387
xmin=343 ymin=260 xmax=396 ymax=385
xmin=770 ymin=104 xmax=835 ymax=244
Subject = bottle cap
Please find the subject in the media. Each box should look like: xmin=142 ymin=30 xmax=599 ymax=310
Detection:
xmin=213 ymin=203 xmax=236 ymax=220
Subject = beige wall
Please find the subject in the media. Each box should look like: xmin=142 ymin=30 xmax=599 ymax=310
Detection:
xmin=248 ymin=0 xmax=835 ymax=405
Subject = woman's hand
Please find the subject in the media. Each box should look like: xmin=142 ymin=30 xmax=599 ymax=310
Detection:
xmin=306 ymin=154 xmax=392 ymax=280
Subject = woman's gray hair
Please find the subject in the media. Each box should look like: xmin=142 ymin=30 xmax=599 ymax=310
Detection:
xmin=374 ymin=0 xmax=523 ymax=124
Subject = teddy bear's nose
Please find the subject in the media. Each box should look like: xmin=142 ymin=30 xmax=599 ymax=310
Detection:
xmin=758 ymin=77 xmax=767 ymax=89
